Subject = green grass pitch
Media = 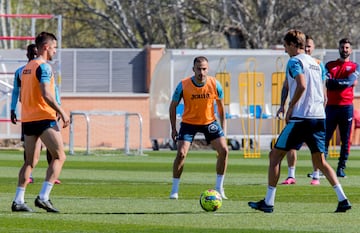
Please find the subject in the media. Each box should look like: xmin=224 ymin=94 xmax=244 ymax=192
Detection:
xmin=0 ymin=148 xmax=360 ymax=233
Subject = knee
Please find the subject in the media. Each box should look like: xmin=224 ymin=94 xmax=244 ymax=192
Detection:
xmin=217 ymin=147 xmax=229 ymax=159
xmin=176 ymin=151 xmax=187 ymax=161
xmin=53 ymin=152 xmax=66 ymax=163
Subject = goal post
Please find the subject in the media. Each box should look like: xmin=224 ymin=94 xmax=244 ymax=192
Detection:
xmin=69 ymin=110 xmax=144 ymax=155
xmin=0 ymin=13 xmax=62 ymax=89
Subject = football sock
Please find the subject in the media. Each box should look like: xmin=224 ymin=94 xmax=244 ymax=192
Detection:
xmin=171 ymin=178 xmax=180 ymax=194
xmin=265 ymin=186 xmax=276 ymax=206
xmin=288 ymin=167 xmax=295 ymax=178
xmin=215 ymin=174 xmax=224 ymax=191
xmin=333 ymin=184 xmax=347 ymax=202
xmin=312 ymin=170 xmax=320 ymax=179
xmin=39 ymin=181 xmax=54 ymax=201
xmin=14 ymin=187 xmax=25 ymax=204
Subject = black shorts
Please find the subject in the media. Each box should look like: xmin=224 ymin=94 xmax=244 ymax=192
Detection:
xmin=23 ymin=119 xmax=58 ymax=136
xmin=178 ymin=121 xmax=225 ymax=144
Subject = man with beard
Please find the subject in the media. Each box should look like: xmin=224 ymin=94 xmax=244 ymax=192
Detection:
xmin=325 ymin=38 xmax=359 ymax=178
xmin=168 ymin=56 xmax=228 ymax=200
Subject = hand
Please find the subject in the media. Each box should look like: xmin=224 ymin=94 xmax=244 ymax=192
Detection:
xmin=276 ymin=106 xmax=285 ymax=118
xmin=10 ymin=110 xmax=17 ymax=124
xmin=59 ymin=112 xmax=70 ymax=128
xmin=171 ymin=129 xmax=178 ymax=142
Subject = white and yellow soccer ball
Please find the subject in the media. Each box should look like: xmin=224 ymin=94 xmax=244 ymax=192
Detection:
xmin=199 ymin=189 xmax=222 ymax=212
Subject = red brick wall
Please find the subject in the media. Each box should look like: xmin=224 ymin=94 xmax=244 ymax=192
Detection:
xmin=59 ymin=45 xmax=165 ymax=151
xmin=60 ymin=95 xmax=151 ymax=150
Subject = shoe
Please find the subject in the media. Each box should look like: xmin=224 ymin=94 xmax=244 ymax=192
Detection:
xmin=216 ymin=189 xmax=228 ymax=200
xmin=169 ymin=192 xmax=178 ymax=199
xmin=54 ymin=179 xmax=61 ymax=184
xmin=34 ymin=196 xmax=59 ymax=213
xmin=335 ymin=199 xmax=352 ymax=212
xmin=281 ymin=177 xmax=296 ymax=185
xmin=307 ymin=172 xmax=325 ymax=179
xmin=336 ymin=168 xmax=346 ymax=178
xmin=248 ymin=199 xmax=274 ymax=213
xmin=310 ymin=179 xmax=320 ymax=185
xmin=28 ymin=177 xmax=34 ymax=183
xmin=11 ymin=201 xmax=34 ymax=212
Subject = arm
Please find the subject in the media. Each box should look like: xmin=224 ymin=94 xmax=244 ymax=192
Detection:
xmin=10 ymin=69 xmax=21 ymax=124
xmin=38 ymin=64 xmax=69 ymax=128
xmin=326 ymin=76 xmax=357 ymax=89
xmin=40 ymin=82 xmax=69 ymax=128
xmin=169 ymin=100 xmax=179 ymax=142
xmin=326 ymin=64 xmax=360 ymax=90
xmin=215 ymin=80 xmax=226 ymax=134
xmin=276 ymin=79 xmax=289 ymax=118
xmin=216 ymin=98 xmax=226 ymax=135
xmin=320 ymin=62 xmax=328 ymax=106
xmin=169 ymin=82 xmax=183 ymax=142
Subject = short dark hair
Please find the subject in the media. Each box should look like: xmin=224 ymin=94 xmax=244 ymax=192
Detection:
xmin=339 ymin=38 xmax=352 ymax=45
xmin=26 ymin=44 xmax=37 ymax=61
xmin=305 ymin=34 xmax=313 ymax=41
xmin=283 ymin=29 xmax=306 ymax=49
xmin=35 ymin=31 xmax=57 ymax=50
xmin=193 ymin=56 xmax=208 ymax=65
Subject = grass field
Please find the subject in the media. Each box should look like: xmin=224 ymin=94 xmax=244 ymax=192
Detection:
xmin=0 ymin=148 xmax=360 ymax=233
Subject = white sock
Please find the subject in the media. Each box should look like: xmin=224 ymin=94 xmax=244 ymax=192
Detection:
xmin=312 ymin=170 xmax=320 ymax=179
xmin=171 ymin=178 xmax=180 ymax=194
xmin=288 ymin=167 xmax=295 ymax=178
xmin=215 ymin=174 xmax=225 ymax=191
xmin=265 ymin=186 xmax=276 ymax=206
xmin=39 ymin=181 xmax=54 ymax=201
xmin=333 ymin=184 xmax=347 ymax=202
xmin=14 ymin=187 xmax=25 ymax=204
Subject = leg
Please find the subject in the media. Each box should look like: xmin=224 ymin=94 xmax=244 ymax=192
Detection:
xmin=248 ymin=148 xmax=286 ymax=213
xmin=12 ymin=135 xmax=41 ymax=212
xmin=311 ymin=151 xmax=351 ymax=212
xmin=46 ymin=148 xmax=61 ymax=184
xmin=169 ymin=140 xmax=191 ymax=199
xmin=39 ymin=127 xmax=66 ymax=184
xmin=312 ymin=152 xmax=338 ymax=186
xmin=337 ymin=105 xmax=353 ymax=175
xmin=211 ymin=136 xmax=228 ymax=175
xmin=34 ymin=127 xmax=66 ymax=213
xmin=211 ymin=136 xmax=229 ymax=198
xmin=18 ymin=136 xmax=42 ymax=187
xmin=281 ymin=149 xmax=297 ymax=185
xmin=268 ymin=148 xmax=287 ymax=187
xmin=46 ymin=148 xmax=52 ymax=164
xmin=325 ymin=106 xmax=338 ymax=159
xmin=172 ymin=140 xmax=191 ymax=179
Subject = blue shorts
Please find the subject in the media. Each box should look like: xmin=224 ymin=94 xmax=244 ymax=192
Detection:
xmin=177 ymin=121 xmax=224 ymax=144
xmin=275 ymin=118 xmax=325 ymax=153
xmin=23 ymin=119 xmax=58 ymax=136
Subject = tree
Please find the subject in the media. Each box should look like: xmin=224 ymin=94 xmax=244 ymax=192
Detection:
xmin=1 ymin=0 xmax=360 ymax=49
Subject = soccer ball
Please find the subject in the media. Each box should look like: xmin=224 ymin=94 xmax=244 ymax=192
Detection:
xmin=199 ymin=189 xmax=222 ymax=212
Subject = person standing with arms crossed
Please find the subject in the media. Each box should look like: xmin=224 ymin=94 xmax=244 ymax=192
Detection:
xmin=325 ymin=38 xmax=359 ymax=178
xmin=11 ymin=32 xmax=69 ymax=212
xmin=279 ymin=35 xmax=326 ymax=185
xmin=248 ymin=29 xmax=351 ymax=213
xmin=169 ymin=56 xmax=229 ymax=200
xmin=10 ymin=44 xmax=62 ymax=185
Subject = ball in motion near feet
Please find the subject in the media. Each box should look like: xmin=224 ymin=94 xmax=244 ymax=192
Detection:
xmin=199 ymin=189 xmax=222 ymax=212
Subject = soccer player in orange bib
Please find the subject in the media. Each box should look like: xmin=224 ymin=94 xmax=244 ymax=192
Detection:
xmin=169 ymin=56 xmax=229 ymax=200
xmin=11 ymin=32 xmax=69 ymax=213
